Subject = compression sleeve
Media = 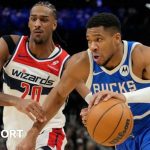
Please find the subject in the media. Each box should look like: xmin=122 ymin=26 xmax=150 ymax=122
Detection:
xmin=2 ymin=35 xmax=16 ymax=55
xmin=123 ymin=87 xmax=150 ymax=103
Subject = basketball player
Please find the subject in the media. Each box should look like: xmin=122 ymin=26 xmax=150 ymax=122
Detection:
xmin=81 ymin=87 xmax=150 ymax=149
xmin=17 ymin=13 xmax=150 ymax=150
xmin=0 ymin=1 xmax=90 ymax=150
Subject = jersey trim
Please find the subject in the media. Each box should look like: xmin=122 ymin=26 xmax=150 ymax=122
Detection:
xmin=26 ymin=42 xmax=63 ymax=61
xmin=86 ymin=49 xmax=93 ymax=89
xmin=129 ymin=43 xmax=150 ymax=83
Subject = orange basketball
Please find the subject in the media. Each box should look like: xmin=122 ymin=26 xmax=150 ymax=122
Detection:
xmin=86 ymin=98 xmax=133 ymax=146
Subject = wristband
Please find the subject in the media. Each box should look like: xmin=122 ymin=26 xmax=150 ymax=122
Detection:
xmin=85 ymin=92 xmax=93 ymax=104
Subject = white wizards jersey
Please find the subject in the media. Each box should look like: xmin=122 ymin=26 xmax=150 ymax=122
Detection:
xmin=3 ymin=36 xmax=70 ymax=137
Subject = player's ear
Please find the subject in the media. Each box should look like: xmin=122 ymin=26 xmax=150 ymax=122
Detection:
xmin=28 ymin=19 xmax=31 ymax=29
xmin=52 ymin=20 xmax=57 ymax=31
xmin=113 ymin=33 xmax=121 ymax=44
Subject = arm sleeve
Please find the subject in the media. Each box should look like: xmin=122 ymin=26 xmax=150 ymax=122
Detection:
xmin=2 ymin=35 xmax=16 ymax=55
xmin=85 ymin=92 xmax=93 ymax=104
xmin=123 ymin=87 xmax=150 ymax=103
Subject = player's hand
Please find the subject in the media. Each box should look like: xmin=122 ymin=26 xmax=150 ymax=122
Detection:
xmin=16 ymin=133 xmax=36 ymax=150
xmin=80 ymin=107 xmax=88 ymax=126
xmin=15 ymin=99 xmax=47 ymax=123
xmin=88 ymin=90 xmax=126 ymax=109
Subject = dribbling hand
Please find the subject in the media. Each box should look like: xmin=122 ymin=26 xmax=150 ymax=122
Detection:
xmin=80 ymin=107 xmax=88 ymax=126
xmin=88 ymin=90 xmax=126 ymax=109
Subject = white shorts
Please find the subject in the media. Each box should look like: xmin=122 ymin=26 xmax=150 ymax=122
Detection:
xmin=6 ymin=136 xmax=24 ymax=150
xmin=6 ymin=128 xmax=67 ymax=150
xmin=36 ymin=128 xmax=67 ymax=150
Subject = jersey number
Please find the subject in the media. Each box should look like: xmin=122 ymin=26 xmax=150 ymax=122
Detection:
xmin=21 ymin=82 xmax=42 ymax=102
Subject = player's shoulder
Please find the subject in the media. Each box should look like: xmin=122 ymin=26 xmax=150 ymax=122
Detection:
xmin=65 ymin=50 xmax=89 ymax=81
xmin=69 ymin=50 xmax=89 ymax=65
xmin=132 ymin=43 xmax=150 ymax=58
xmin=132 ymin=43 xmax=150 ymax=66
xmin=72 ymin=50 xmax=88 ymax=61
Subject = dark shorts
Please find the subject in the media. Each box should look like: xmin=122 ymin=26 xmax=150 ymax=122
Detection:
xmin=116 ymin=127 xmax=150 ymax=150
xmin=37 ymin=146 xmax=52 ymax=150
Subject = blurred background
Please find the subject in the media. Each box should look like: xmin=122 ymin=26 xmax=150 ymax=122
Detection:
xmin=0 ymin=0 xmax=150 ymax=149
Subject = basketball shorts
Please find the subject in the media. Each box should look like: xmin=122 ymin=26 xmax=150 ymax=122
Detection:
xmin=116 ymin=127 xmax=150 ymax=150
xmin=36 ymin=128 xmax=67 ymax=150
xmin=36 ymin=146 xmax=52 ymax=150
xmin=6 ymin=128 xmax=67 ymax=150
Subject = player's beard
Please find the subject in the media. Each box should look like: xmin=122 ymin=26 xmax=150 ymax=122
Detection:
xmin=33 ymin=37 xmax=45 ymax=44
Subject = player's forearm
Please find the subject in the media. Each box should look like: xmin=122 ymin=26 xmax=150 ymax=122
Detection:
xmin=0 ymin=92 xmax=21 ymax=106
xmin=28 ymin=87 xmax=67 ymax=136
xmin=28 ymin=66 xmax=81 ymax=136
xmin=123 ymin=87 xmax=150 ymax=103
xmin=75 ymin=82 xmax=92 ymax=103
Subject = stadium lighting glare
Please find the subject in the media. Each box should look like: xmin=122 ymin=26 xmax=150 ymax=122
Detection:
xmin=145 ymin=3 xmax=150 ymax=9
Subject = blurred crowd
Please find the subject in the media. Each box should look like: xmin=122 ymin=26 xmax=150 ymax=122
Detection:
xmin=0 ymin=3 xmax=150 ymax=53
xmin=0 ymin=6 xmax=110 ymax=33
xmin=0 ymin=5 xmax=150 ymax=35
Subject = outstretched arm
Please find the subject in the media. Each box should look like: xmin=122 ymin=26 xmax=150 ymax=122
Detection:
xmin=64 ymin=52 xmax=91 ymax=103
xmin=0 ymin=92 xmax=31 ymax=107
xmin=34 ymin=52 xmax=89 ymax=132
xmin=16 ymin=51 xmax=89 ymax=150
xmin=0 ymin=92 xmax=45 ymax=122
xmin=75 ymin=81 xmax=92 ymax=104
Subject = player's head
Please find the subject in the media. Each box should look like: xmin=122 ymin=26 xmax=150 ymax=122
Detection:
xmin=28 ymin=1 xmax=57 ymax=44
xmin=86 ymin=12 xmax=122 ymax=67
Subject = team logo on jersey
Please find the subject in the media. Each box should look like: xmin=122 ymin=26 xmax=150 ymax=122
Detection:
xmin=93 ymin=71 xmax=104 ymax=76
xmin=12 ymin=69 xmax=54 ymax=86
xmin=52 ymin=60 xmax=59 ymax=65
xmin=119 ymin=65 xmax=129 ymax=77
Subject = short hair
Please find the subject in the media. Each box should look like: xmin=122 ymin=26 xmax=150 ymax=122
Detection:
xmin=86 ymin=12 xmax=121 ymax=33
xmin=32 ymin=1 xmax=57 ymax=19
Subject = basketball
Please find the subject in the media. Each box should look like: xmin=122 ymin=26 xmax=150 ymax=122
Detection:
xmin=86 ymin=98 xmax=133 ymax=146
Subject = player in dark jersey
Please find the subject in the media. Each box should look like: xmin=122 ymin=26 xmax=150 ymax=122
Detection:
xmin=81 ymin=13 xmax=150 ymax=150
xmin=17 ymin=12 xmax=150 ymax=150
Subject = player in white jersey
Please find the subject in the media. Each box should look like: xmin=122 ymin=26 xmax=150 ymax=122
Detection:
xmin=0 ymin=1 xmax=90 ymax=150
xmin=17 ymin=12 xmax=150 ymax=150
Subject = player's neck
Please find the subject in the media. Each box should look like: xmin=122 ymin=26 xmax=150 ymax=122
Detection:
xmin=29 ymin=40 xmax=55 ymax=59
xmin=104 ymin=42 xmax=124 ymax=70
